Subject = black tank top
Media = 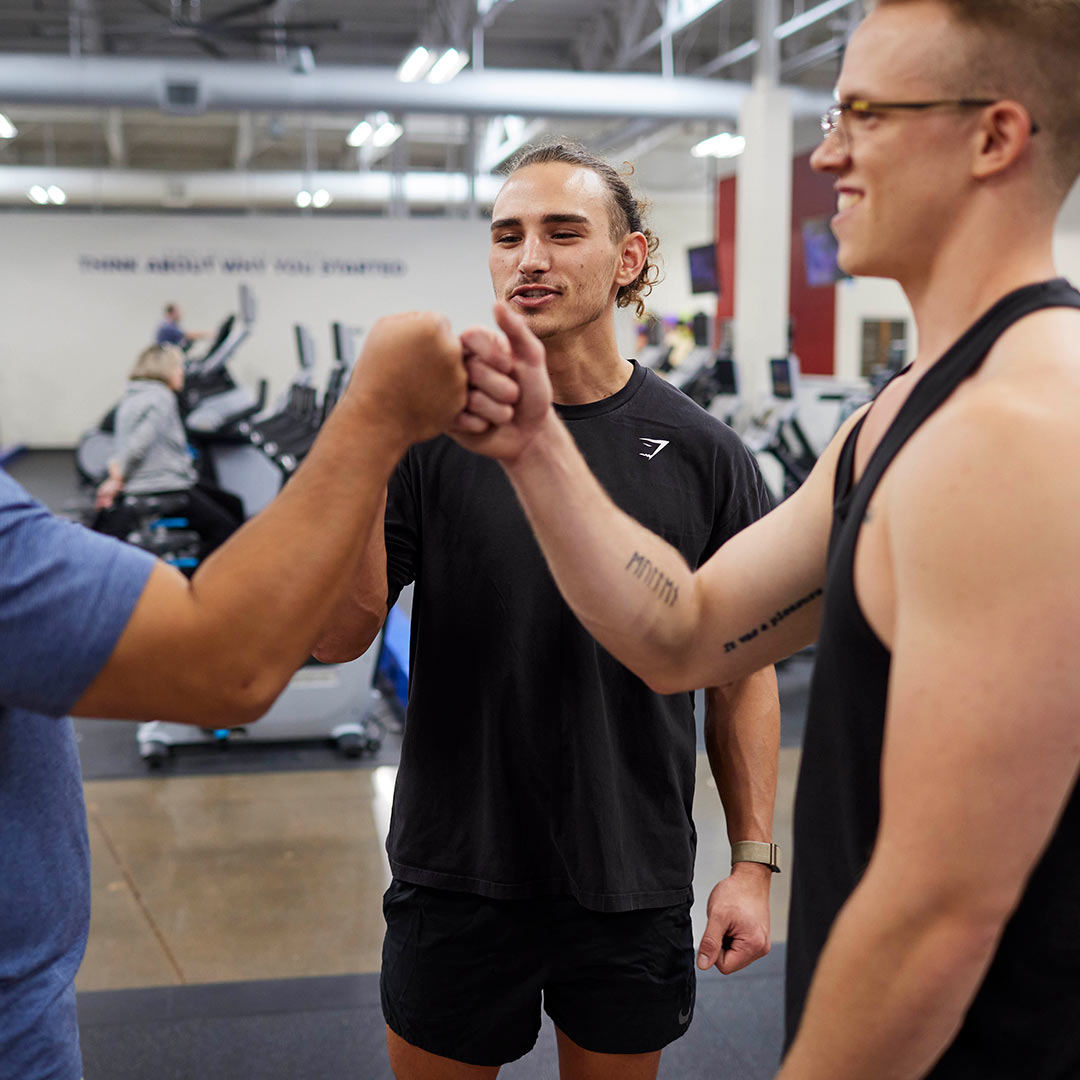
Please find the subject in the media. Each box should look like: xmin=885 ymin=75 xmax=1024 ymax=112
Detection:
xmin=785 ymin=279 xmax=1080 ymax=1078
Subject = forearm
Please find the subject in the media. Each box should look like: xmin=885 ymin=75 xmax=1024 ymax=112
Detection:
xmin=312 ymin=486 xmax=390 ymax=662
xmin=184 ymin=396 xmax=408 ymax=702
xmin=779 ymin=870 xmax=1004 ymax=1080
xmin=705 ymin=669 xmax=779 ymax=844
xmin=503 ymin=412 xmax=701 ymax=692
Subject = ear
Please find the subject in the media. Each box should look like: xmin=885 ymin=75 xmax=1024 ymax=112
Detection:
xmin=972 ymin=100 xmax=1037 ymax=180
xmin=615 ymin=232 xmax=649 ymax=287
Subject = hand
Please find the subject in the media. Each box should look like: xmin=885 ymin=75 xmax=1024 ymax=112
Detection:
xmin=449 ymin=302 xmax=554 ymax=463
xmin=96 ymin=476 xmax=124 ymax=509
xmin=345 ymin=311 xmax=468 ymax=444
xmin=697 ymin=863 xmax=772 ymax=974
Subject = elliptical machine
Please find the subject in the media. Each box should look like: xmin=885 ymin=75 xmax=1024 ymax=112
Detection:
xmin=742 ymin=355 xmax=819 ymax=502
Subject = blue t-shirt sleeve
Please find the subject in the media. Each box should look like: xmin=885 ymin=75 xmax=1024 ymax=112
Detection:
xmin=0 ymin=470 xmax=156 ymax=716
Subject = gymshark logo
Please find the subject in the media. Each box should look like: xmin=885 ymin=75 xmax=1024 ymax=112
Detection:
xmin=678 ymin=1006 xmax=692 ymax=1025
xmin=639 ymin=438 xmax=670 ymax=460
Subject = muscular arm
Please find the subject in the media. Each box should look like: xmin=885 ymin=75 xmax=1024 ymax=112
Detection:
xmin=458 ymin=305 xmax=860 ymax=692
xmin=696 ymin=667 xmax=781 ymax=973
xmin=778 ymin=405 xmax=1080 ymax=1079
xmin=74 ymin=314 xmax=466 ymax=727
xmin=502 ymin=399 xmax=850 ymax=692
xmin=312 ymin=486 xmax=389 ymax=662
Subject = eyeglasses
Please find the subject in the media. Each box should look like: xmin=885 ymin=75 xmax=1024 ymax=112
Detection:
xmin=820 ymin=99 xmax=1041 ymax=141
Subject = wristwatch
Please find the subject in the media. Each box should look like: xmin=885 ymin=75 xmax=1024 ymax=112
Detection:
xmin=731 ymin=841 xmax=782 ymax=873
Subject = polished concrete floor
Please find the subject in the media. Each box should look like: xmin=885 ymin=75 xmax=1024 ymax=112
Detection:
xmin=77 ymin=751 xmax=800 ymax=994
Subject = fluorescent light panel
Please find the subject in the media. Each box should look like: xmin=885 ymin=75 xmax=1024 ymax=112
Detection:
xmin=690 ymin=132 xmax=746 ymax=158
xmin=398 ymin=46 xmax=435 ymax=83
xmin=346 ymin=120 xmax=373 ymax=147
xmin=372 ymin=121 xmax=403 ymax=148
xmin=427 ymin=48 xmax=469 ymax=84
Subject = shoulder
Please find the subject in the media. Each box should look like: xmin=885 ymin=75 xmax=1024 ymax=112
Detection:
xmin=634 ymin=369 xmax=743 ymax=446
xmin=887 ymin=385 xmax=1080 ymax=592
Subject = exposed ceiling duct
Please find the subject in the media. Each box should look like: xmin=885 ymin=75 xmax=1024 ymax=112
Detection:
xmin=0 ymin=164 xmax=506 ymax=211
xmin=0 ymin=53 xmax=834 ymax=123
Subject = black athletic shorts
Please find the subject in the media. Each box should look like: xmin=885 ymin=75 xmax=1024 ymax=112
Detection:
xmin=380 ymin=879 xmax=696 ymax=1067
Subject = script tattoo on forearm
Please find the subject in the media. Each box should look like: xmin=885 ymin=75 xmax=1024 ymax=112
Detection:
xmin=722 ymin=588 xmax=824 ymax=654
xmin=626 ymin=551 xmax=679 ymax=607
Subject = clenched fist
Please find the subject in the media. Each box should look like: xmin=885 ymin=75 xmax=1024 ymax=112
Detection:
xmin=345 ymin=312 xmax=468 ymax=445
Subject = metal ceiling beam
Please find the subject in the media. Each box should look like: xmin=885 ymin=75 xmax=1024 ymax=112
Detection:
xmin=618 ymin=0 xmax=727 ymax=68
xmin=774 ymin=0 xmax=858 ymax=40
xmin=0 ymin=53 xmax=834 ymax=121
xmin=779 ymin=33 xmax=844 ymax=78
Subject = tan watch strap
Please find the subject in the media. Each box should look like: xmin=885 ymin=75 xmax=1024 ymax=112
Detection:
xmin=731 ymin=841 xmax=782 ymax=873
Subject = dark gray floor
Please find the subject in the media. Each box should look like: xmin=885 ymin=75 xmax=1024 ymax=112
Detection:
xmin=79 ymin=948 xmax=785 ymax=1080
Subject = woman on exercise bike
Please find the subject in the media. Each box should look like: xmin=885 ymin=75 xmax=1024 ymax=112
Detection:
xmin=95 ymin=343 xmax=243 ymax=558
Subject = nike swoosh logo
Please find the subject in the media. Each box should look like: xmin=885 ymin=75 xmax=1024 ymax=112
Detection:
xmin=639 ymin=438 xmax=670 ymax=460
xmin=678 ymin=1006 xmax=692 ymax=1025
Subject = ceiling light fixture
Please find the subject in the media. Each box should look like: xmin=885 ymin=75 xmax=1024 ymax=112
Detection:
xmin=346 ymin=120 xmax=373 ymax=147
xmin=427 ymin=48 xmax=469 ymax=84
xmin=47 ymin=185 xmax=67 ymax=204
xmin=311 ymin=188 xmax=332 ymax=209
xmin=28 ymin=185 xmax=49 ymax=205
xmin=372 ymin=120 xmax=404 ymax=148
xmin=690 ymin=132 xmax=746 ymax=159
xmin=398 ymin=46 xmax=435 ymax=83
xmin=0 ymin=112 xmax=17 ymax=139
xmin=295 ymin=189 xmax=313 ymax=208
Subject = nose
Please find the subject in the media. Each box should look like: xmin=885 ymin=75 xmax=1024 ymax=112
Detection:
xmin=517 ymin=233 xmax=551 ymax=275
xmin=811 ymin=129 xmax=849 ymax=174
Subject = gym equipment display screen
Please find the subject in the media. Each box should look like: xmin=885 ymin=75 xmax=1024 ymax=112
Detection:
xmin=713 ymin=357 xmax=738 ymax=396
xmin=687 ymin=244 xmax=720 ymax=295
xmin=770 ymin=358 xmax=794 ymax=399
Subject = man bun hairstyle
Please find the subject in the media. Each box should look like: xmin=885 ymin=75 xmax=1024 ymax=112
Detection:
xmin=502 ymin=140 xmax=663 ymax=318
xmin=867 ymin=0 xmax=1080 ymax=193
xmin=130 ymin=343 xmax=184 ymax=384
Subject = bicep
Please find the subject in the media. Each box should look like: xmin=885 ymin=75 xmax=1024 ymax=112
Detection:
xmin=875 ymin=438 xmax=1080 ymax=915
xmin=72 ymin=560 xmax=237 ymax=723
xmin=684 ymin=411 xmax=865 ymax=686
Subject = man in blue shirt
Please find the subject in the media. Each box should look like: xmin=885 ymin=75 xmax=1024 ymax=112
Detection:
xmin=154 ymin=302 xmax=204 ymax=349
xmin=0 ymin=312 xmax=467 ymax=1080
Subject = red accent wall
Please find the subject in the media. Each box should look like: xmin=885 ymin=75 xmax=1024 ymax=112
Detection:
xmin=713 ymin=152 xmax=837 ymax=373
xmin=714 ymin=174 xmax=737 ymax=325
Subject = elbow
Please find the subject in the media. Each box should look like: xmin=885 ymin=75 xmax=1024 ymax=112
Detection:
xmin=639 ymin=653 xmax=696 ymax=696
xmin=311 ymin=618 xmax=383 ymax=665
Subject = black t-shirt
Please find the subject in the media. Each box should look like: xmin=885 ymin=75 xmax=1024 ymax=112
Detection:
xmin=786 ymin=280 xmax=1080 ymax=1076
xmin=384 ymin=361 xmax=770 ymax=913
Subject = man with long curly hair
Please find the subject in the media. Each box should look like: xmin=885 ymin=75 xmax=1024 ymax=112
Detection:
xmin=316 ymin=142 xmax=781 ymax=1079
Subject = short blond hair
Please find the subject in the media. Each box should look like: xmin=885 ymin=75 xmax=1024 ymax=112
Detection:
xmin=130 ymin=343 xmax=184 ymax=384
xmin=867 ymin=0 xmax=1080 ymax=193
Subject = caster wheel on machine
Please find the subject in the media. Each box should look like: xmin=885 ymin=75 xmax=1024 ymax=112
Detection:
xmin=336 ymin=732 xmax=364 ymax=759
xmin=140 ymin=740 xmax=170 ymax=769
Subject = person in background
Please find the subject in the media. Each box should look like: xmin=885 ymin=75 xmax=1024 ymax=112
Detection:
xmin=95 ymin=343 xmax=242 ymax=559
xmin=155 ymin=301 xmax=206 ymax=350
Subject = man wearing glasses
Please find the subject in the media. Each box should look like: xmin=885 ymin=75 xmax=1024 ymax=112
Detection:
xmin=454 ymin=1 xmax=1080 ymax=1077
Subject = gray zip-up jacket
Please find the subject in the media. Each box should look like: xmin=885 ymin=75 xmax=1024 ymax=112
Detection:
xmin=111 ymin=379 xmax=197 ymax=493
